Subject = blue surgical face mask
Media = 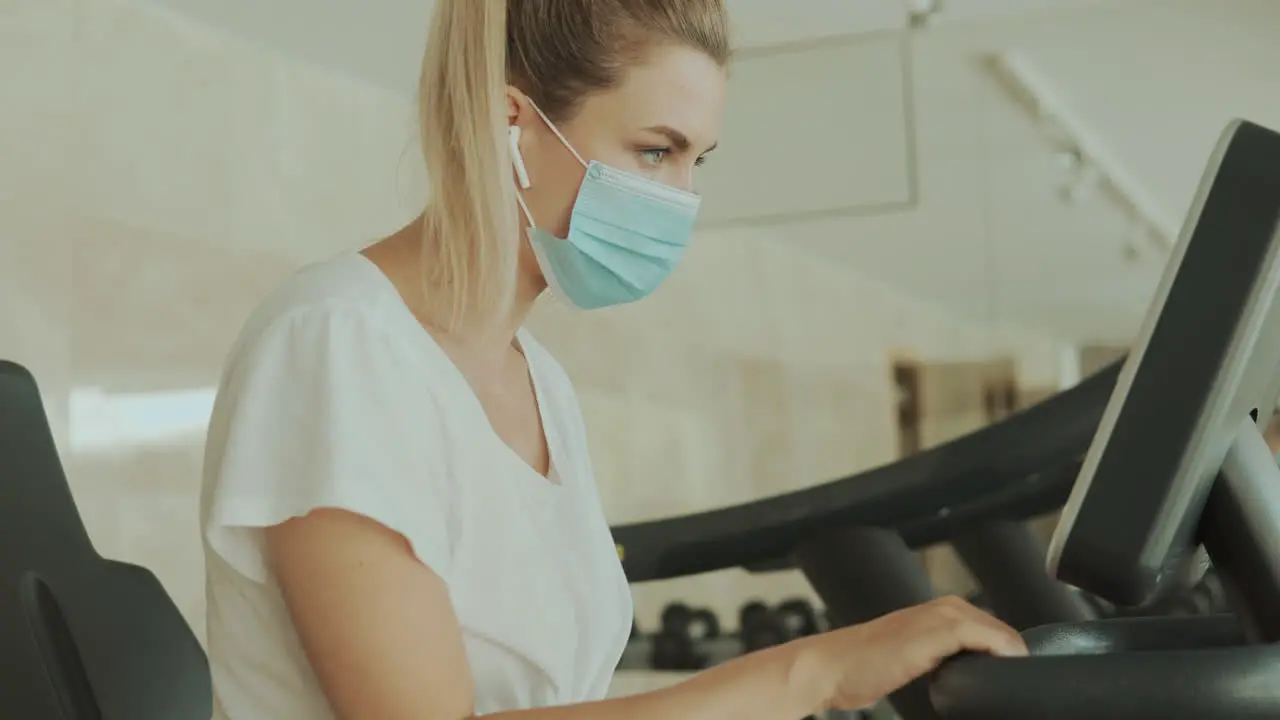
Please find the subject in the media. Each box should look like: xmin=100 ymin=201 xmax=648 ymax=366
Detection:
xmin=512 ymin=104 xmax=702 ymax=311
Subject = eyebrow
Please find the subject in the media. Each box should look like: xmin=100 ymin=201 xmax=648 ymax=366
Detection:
xmin=642 ymin=125 xmax=718 ymax=154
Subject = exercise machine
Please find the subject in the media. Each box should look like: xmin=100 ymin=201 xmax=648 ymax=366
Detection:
xmin=4 ymin=118 xmax=1277 ymax=718
xmin=613 ymin=118 xmax=1280 ymax=719
xmin=926 ymin=117 xmax=1280 ymax=718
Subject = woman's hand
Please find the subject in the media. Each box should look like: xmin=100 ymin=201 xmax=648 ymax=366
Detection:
xmin=807 ymin=595 xmax=1028 ymax=712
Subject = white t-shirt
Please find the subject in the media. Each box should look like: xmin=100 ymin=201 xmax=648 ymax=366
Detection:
xmin=199 ymin=253 xmax=634 ymax=719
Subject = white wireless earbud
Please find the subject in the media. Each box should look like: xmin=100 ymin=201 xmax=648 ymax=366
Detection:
xmin=509 ymin=126 xmax=532 ymax=189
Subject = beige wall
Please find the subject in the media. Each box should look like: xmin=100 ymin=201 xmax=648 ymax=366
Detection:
xmin=2 ymin=0 xmax=1072 ymax=654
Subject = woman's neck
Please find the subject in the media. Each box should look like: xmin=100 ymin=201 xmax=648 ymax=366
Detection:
xmin=363 ymin=217 xmax=546 ymax=375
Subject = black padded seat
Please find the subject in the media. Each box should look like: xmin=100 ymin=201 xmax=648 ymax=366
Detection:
xmin=0 ymin=360 xmax=211 ymax=719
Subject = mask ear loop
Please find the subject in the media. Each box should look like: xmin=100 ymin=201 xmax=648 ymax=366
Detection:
xmin=529 ymin=103 xmax=588 ymax=169
xmin=511 ymin=101 xmax=588 ymax=233
xmin=515 ymin=191 xmax=536 ymax=229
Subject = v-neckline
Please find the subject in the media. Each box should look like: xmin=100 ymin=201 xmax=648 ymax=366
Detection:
xmin=351 ymin=252 xmax=564 ymax=489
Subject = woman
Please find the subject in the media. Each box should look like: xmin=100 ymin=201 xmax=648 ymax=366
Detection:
xmin=199 ymin=1 xmax=1027 ymax=718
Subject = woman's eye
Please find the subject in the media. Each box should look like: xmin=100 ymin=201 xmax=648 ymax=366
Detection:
xmin=640 ymin=148 xmax=668 ymax=167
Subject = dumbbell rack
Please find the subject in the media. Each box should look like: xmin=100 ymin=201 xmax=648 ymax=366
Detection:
xmin=616 ymin=633 xmax=745 ymax=671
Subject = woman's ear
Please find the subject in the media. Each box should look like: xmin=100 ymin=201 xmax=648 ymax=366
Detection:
xmin=505 ymin=85 xmax=523 ymax=127
xmin=505 ymin=86 xmax=535 ymax=189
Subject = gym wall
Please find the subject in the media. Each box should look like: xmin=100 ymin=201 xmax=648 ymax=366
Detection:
xmin=2 ymin=0 xmax=1070 ymax=658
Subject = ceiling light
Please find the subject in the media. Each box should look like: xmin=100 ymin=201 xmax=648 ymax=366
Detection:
xmin=907 ymin=0 xmax=943 ymax=27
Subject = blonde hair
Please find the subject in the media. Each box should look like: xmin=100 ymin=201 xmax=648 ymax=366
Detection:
xmin=417 ymin=0 xmax=731 ymax=333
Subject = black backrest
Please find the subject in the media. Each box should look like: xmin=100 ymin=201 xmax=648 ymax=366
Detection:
xmin=0 ymin=360 xmax=211 ymax=719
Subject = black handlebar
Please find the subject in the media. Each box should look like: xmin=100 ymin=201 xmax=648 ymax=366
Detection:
xmin=613 ymin=361 xmax=1124 ymax=582
xmin=929 ymin=614 xmax=1280 ymax=719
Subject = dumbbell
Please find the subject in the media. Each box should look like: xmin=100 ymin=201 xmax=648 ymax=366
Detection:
xmin=650 ymin=631 xmax=705 ymax=671
xmin=650 ymin=602 xmax=719 ymax=671
xmin=739 ymin=600 xmax=787 ymax=653
xmin=660 ymin=602 xmax=721 ymax=641
xmin=775 ymin=598 xmax=821 ymax=640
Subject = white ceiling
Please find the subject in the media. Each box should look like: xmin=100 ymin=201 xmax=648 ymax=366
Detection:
xmin=774 ymin=0 xmax=1280 ymax=343
xmin=135 ymin=0 xmax=1280 ymax=344
xmin=137 ymin=0 xmax=1115 ymax=97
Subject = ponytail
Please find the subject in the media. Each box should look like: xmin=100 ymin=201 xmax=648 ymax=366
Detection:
xmin=417 ymin=0 xmax=517 ymax=333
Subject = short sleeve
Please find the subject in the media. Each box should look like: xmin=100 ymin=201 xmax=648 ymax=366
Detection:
xmin=203 ymin=306 xmax=454 ymax=585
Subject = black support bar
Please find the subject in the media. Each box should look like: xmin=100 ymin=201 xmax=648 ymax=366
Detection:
xmin=951 ymin=521 xmax=1094 ymax=629
xmin=794 ymin=526 xmax=939 ymax=720
xmin=1201 ymin=419 xmax=1280 ymax=643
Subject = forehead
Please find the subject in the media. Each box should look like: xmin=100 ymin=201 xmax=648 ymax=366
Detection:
xmin=575 ymin=45 xmax=727 ymax=147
